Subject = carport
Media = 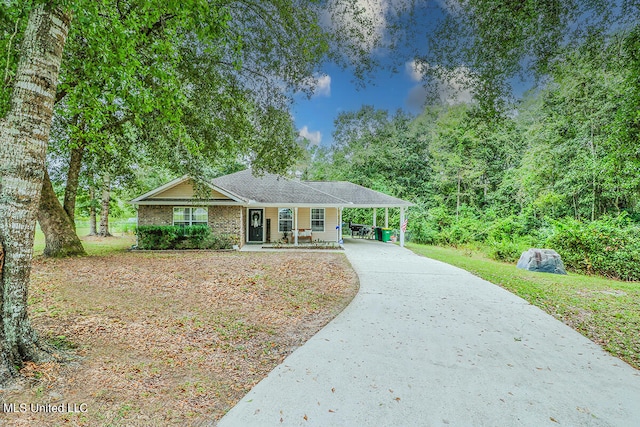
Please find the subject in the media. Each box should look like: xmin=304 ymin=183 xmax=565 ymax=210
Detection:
xmin=302 ymin=181 xmax=413 ymax=247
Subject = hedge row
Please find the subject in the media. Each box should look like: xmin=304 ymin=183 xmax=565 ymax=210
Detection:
xmin=135 ymin=225 xmax=234 ymax=250
xmin=407 ymin=209 xmax=640 ymax=281
xmin=546 ymin=217 xmax=640 ymax=281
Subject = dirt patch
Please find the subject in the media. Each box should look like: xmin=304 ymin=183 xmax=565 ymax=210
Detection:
xmin=0 ymin=251 xmax=358 ymax=426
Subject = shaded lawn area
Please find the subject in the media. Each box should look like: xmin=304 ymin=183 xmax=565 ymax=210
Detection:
xmin=406 ymin=243 xmax=640 ymax=370
xmin=32 ymin=226 xmax=135 ymax=257
xmin=0 ymin=242 xmax=358 ymax=426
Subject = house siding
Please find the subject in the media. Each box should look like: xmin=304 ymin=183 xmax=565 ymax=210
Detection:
xmin=148 ymin=179 xmax=232 ymax=200
xmin=263 ymin=207 xmax=339 ymax=243
xmin=265 ymin=207 xmax=279 ymax=242
xmin=313 ymin=207 xmax=339 ymax=242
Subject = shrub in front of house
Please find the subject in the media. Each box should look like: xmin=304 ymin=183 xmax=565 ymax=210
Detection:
xmin=135 ymin=225 xmax=233 ymax=250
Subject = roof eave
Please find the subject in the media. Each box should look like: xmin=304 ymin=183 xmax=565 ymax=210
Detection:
xmin=345 ymin=203 xmax=414 ymax=208
xmin=131 ymin=200 xmax=246 ymax=206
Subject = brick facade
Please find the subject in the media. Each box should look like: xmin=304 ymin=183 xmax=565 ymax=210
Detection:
xmin=208 ymin=206 xmax=243 ymax=246
xmin=137 ymin=205 xmax=244 ymax=247
xmin=137 ymin=205 xmax=173 ymax=226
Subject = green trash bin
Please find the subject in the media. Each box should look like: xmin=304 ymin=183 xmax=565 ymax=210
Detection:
xmin=381 ymin=228 xmax=392 ymax=242
xmin=375 ymin=227 xmax=382 ymax=241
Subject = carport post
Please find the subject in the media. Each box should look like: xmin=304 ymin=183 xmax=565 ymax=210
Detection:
xmin=294 ymin=207 xmax=299 ymax=245
xmin=373 ymin=208 xmax=377 ymax=227
xmin=385 ymin=208 xmax=388 ymax=228
xmin=400 ymin=206 xmax=405 ymax=247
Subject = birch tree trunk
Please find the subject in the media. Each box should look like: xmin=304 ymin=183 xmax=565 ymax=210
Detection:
xmin=99 ymin=172 xmax=112 ymax=237
xmin=0 ymin=4 xmax=71 ymax=384
xmin=37 ymin=169 xmax=86 ymax=257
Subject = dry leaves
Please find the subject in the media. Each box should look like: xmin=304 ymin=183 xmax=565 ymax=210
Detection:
xmin=0 ymin=251 xmax=358 ymax=426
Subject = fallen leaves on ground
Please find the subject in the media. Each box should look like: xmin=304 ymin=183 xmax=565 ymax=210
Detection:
xmin=0 ymin=251 xmax=358 ymax=426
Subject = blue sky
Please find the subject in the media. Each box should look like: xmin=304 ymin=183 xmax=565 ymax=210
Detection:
xmin=292 ymin=61 xmax=429 ymax=147
xmin=293 ymin=63 xmax=422 ymax=149
xmin=291 ymin=1 xmax=448 ymax=148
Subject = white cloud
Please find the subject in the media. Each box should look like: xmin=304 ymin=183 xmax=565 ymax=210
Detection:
xmin=404 ymin=60 xmax=474 ymax=109
xmin=405 ymin=84 xmax=429 ymax=112
xmin=436 ymin=66 xmax=474 ymax=105
xmin=299 ymin=126 xmax=322 ymax=146
xmin=314 ymin=74 xmax=331 ymax=97
xmin=326 ymin=0 xmax=414 ymax=53
xmin=405 ymin=59 xmax=425 ymax=82
xmin=327 ymin=0 xmax=388 ymax=52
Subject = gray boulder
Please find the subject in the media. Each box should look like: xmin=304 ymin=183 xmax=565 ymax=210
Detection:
xmin=516 ymin=248 xmax=567 ymax=275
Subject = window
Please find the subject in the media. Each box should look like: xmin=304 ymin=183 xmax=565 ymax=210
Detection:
xmin=173 ymin=207 xmax=208 ymax=226
xmin=311 ymin=208 xmax=325 ymax=232
xmin=278 ymin=208 xmax=293 ymax=232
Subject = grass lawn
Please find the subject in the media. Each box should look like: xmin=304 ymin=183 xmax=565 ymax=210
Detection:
xmin=406 ymin=242 xmax=640 ymax=370
xmin=0 ymin=242 xmax=358 ymax=426
xmin=33 ymin=224 xmax=135 ymax=257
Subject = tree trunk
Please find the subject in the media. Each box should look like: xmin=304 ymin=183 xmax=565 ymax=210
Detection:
xmin=0 ymin=4 xmax=71 ymax=384
xmin=63 ymin=143 xmax=85 ymax=226
xmin=99 ymin=173 xmax=112 ymax=237
xmin=89 ymin=186 xmax=97 ymax=236
xmin=37 ymin=169 xmax=86 ymax=257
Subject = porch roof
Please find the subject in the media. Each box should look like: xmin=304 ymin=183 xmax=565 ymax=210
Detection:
xmin=302 ymin=181 xmax=412 ymax=208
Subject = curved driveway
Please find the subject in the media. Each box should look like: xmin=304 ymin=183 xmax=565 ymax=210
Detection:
xmin=218 ymin=239 xmax=640 ymax=426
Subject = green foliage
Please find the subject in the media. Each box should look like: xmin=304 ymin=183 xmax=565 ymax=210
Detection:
xmin=135 ymin=225 xmax=233 ymax=250
xmin=546 ymin=216 xmax=640 ymax=281
xmin=485 ymin=237 xmax=531 ymax=263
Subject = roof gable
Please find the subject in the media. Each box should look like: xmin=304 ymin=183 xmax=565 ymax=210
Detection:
xmin=130 ymin=176 xmax=245 ymax=205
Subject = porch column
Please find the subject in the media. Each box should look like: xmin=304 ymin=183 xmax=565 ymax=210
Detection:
xmin=337 ymin=207 xmax=343 ymax=243
xmin=294 ymin=207 xmax=299 ymax=245
xmin=385 ymin=207 xmax=389 ymax=228
xmin=373 ymin=208 xmax=377 ymax=228
xmin=400 ymin=206 xmax=405 ymax=248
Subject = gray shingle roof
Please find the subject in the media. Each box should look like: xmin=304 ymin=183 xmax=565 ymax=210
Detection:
xmin=132 ymin=169 xmax=413 ymax=207
xmin=211 ymin=169 xmax=412 ymax=207
xmin=303 ymin=181 xmax=413 ymax=207
xmin=211 ymin=169 xmax=349 ymax=205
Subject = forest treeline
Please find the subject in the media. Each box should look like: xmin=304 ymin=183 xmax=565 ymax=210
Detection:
xmin=301 ymin=30 xmax=640 ymax=281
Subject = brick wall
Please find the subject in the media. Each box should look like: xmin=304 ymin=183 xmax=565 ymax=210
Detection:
xmin=137 ymin=205 xmax=244 ymax=247
xmin=208 ymin=206 xmax=243 ymax=247
xmin=137 ymin=205 xmax=173 ymax=226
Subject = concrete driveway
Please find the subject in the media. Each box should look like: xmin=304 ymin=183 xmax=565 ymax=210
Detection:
xmin=217 ymin=239 xmax=640 ymax=426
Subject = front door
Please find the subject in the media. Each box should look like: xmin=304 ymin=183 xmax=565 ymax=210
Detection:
xmin=248 ymin=209 xmax=264 ymax=242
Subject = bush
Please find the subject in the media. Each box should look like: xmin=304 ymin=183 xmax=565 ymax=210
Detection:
xmin=436 ymin=215 xmax=486 ymax=246
xmin=485 ymin=236 xmax=532 ymax=263
xmin=545 ymin=216 xmax=640 ymax=280
xmin=408 ymin=219 xmax=439 ymax=244
xmin=136 ymin=225 xmax=234 ymax=250
xmin=486 ymin=215 xmax=526 ymax=241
